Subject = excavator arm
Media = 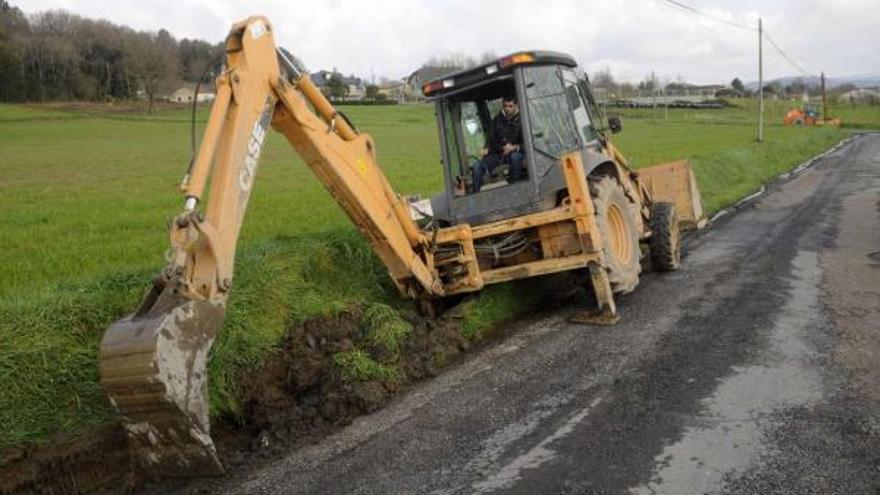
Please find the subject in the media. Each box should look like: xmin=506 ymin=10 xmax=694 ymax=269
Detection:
xmin=99 ymin=16 xmax=441 ymax=476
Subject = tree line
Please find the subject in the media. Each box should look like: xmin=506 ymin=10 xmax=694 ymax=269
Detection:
xmin=0 ymin=2 xmax=223 ymax=112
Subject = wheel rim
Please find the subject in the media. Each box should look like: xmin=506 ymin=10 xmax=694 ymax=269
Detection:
xmin=606 ymin=203 xmax=632 ymax=264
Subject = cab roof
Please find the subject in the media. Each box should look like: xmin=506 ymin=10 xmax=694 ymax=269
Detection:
xmin=421 ymin=50 xmax=577 ymax=99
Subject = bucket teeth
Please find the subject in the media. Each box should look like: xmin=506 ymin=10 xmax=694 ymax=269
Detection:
xmin=99 ymin=293 xmax=225 ymax=477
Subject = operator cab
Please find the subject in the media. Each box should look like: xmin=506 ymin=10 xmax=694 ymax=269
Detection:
xmin=423 ymin=51 xmax=613 ymax=226
xmin=803 ymin=103 xmax=820 ymax=119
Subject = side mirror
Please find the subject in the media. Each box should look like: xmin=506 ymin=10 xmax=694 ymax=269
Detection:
xmin=608 ymin=115 xmax=622 ymax=134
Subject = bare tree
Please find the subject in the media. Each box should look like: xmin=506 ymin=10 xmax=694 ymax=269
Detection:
xmin=23 ymin=11 xmax=84 ymax=101
xmin=591 ymin=66 xmax=617 ymax=92
xmin=478 ymin=51 xmax=498 ymax=64
xmin=424 ymin=53 xmax=477 ymax=70
xmin=638 ymin=74 xmax=657 ymax=92
xmin=0 ymin=1 xmax=27 ymax=101
xmin=126 ymin=28 xmax=179 ymax=114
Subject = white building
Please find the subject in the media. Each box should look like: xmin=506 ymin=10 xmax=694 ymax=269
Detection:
xmin=168 ymin=85 xmax=216 ymax=103
xmin=838 ymin=88 xmax=880 ymax=104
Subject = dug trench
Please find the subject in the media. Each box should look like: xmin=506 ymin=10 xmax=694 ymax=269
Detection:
xmin=0 ymin=290 xmax=571 ymax=495
xmin=148 ymin=288 xmax=592 ymax=494
xmin=213 ymin=305 xmax=471 ymax=469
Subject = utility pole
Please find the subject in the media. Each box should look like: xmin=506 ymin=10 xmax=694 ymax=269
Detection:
xmin=664 ymin=85 xmax=669 ymax=123
xmin=652 ymin=70 xmax=657 ymax=122
xmin=821 ymin=71 xmax=828 ymax=122
xmin=757 ymin=17 xmax=764 ymax=142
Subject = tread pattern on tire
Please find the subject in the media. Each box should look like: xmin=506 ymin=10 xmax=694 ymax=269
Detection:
xmin=650 ymin=201 xmax=680 ymax=271
xmin=591 ymin=175 xmax=641 ymax=293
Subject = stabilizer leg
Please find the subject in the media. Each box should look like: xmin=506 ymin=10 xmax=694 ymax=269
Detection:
xmin=570 ymin=263 xmax=620 ymax=325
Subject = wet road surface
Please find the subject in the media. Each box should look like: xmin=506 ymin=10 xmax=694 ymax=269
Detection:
xmin=224 ymin=134 xmax=880 ymax=494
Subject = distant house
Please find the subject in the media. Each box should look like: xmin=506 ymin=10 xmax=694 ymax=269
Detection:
xmin=715 ymin=88 xmax=745 ymax=98
xmin=310 ymin=70 xmax=366 ymax=101
xmin=688 ymin=84 xmax=727 ymax=98
xmin=309 ymin=70 xmax=333 ymax=92
xmin=168 ymin=84 xmax=215 ymax=103
xmin=838 ymin=88 xmax=880 ymax=104
xmin=377 ymin=80 xmax=406 ymax=103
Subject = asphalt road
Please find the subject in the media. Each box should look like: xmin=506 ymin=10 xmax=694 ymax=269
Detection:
xmin=223 ymin=134 xmax=880 ymax=494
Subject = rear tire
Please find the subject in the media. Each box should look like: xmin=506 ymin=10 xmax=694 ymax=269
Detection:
xmin=650 ymin=202 xmax=681 ymax=271
xmin=591 ymin=176 xmax=640 ymax=293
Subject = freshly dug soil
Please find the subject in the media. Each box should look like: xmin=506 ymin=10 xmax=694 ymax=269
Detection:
xmin=213 ymin=306 xmax=469 ymax=465
xmin=0 ymin=425 xmax=133 ymax=495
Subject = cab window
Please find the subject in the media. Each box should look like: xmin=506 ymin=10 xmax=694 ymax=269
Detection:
xmin=523 ymin=66 xmax=579 ymax=158
xmin=563 ymin=69 xmax=598 ymax=144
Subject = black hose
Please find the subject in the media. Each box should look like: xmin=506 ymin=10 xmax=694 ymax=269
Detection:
xmin=186 ymin=53 xmax=226 ymax=176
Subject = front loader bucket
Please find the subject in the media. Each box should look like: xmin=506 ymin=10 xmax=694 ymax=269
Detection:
xmin=99 ymin=293 xmax=225 ymax=477
xmin=638 ymin=160 xmax=706 ymax=230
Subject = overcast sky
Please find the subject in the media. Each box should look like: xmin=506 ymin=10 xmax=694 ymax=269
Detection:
xmin=21 ymin=0 xmax=880 ymax=84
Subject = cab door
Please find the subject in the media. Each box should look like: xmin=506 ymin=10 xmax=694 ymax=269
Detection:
xmin=562 ymin=69 xmax=600 ymax=150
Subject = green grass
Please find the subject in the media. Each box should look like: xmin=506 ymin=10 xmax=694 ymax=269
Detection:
xmin=361 ymin=303 xmax=413 ymax=360
xmin=332 ymin=350 xmax=398 ymax=382
xmin=0 ymin=98 xmax=874 ymax=453
xmin=609 ymin=99 xmax=868 ymax=211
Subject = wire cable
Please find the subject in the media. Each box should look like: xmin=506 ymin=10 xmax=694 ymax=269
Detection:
xmin=658 ymin=0 xmax=817 ymax=81
xmin=762 ymin=30 xmax=814 ymax=76
xmin=659 ymin=0 xmax=757 ymax=31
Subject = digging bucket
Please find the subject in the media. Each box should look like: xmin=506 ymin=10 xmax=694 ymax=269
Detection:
xmin=99 ymin=290 xmax=225 ymax=477
xmin=638 ymin=160 xmax=706 ymax=230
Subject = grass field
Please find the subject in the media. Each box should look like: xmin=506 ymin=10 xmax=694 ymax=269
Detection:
xmin=0 ymin=98 xmax=873 ymax=452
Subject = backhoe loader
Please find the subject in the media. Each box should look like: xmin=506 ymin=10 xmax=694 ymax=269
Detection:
xmin=99 ymin=16 xmax=705 ymax=477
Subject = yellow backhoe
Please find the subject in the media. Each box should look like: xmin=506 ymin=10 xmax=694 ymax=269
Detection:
xmin=99 ymin=16 xmax=705 ymax=477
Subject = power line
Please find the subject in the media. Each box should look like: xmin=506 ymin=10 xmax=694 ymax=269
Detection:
xmin=658 ymin=0 xmax=815 ymax=79
xmin=659 ymin=0 xmax=757 ymax=32
xmin=762 ymin=29 xmax=814 ymax=77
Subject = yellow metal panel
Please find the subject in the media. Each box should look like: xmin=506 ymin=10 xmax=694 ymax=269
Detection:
xmin=434 ymin=206 xmax=573 ymax=244
xmin=638 ymin=160 xmax=706 ymax=230
xmin=481 ymin=253 xmax=596 ymax=285
xmin=538 ymin=221 xmax=581 ymax=258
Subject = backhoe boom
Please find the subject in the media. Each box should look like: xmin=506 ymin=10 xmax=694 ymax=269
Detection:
xmin=100 ymin=16 xmax=440 ymax=476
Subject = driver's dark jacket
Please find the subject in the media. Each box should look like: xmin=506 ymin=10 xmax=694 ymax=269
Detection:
xmin=485 ymin=111 xmax=522 ymax=155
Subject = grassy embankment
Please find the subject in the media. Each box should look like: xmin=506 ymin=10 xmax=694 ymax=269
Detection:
xmin=0 ymin=98 xmax=871 ymax=453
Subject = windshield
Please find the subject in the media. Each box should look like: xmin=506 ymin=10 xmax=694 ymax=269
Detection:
xmin=523 ymin=66 xmax=579 ymax=158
